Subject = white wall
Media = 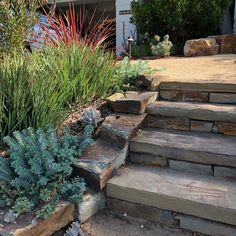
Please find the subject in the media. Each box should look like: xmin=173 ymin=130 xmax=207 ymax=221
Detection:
xmin=116 ymin=0 xmax=136 ymax=55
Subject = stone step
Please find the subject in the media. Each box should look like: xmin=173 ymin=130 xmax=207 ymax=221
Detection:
xmin=107 ymin=165 xmax=236 ymax=226
xmin=130 ymin=128 xmax=236 ymax=168
xmin=73 ymin=139 xmax=128 ymax=191
xmin=146 ymin=101 xmax=236 ymax=122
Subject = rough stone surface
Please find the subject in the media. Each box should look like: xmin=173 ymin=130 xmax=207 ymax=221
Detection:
xmin=210 ymin=34 xmax=236 ymax=54
xmin=146 ymin=101 xmax=236 ymax=122
xmin=175 ymin=214 xmax=236 ymax=236
xmin=214 ymin=166 xmax=236 ymax=180
xmin=134 ymin=75 xmax=162 ymax=89
xmin=209 ymin=93 xmax=236 ymax=104
xmin=190 ymin=120 xmax=213 ymax=133
xmin=107 ymin=197 xmax=178 ymax=226
xmin=130 ymin=128 xmax=236 ymax=167
xmin=169 ymin=160 xmax=213 ymax=176
xmin=214 ymin=121 xmax=236 ymax=136
xmin=146 ymin=116 xmax=190 ymax=131
xmin=107 ymin=165 xmax=236 ymax=225
xmin=100 ymin=113 xmax=146 ymax=148
xmin=113 ymin=92 xmax=158 ymax=114
xmin=159 ymin=90 xmax=209 ymax=103
xmin=184 ymin=38 xmax=219 ymax=57
xmin=106 ymin=93 xmax=124 ymax=107
xmin=129 ymin=152 xmax=167 ymax=166
xmin=73 ymin=139 xmax=128 ymax=190
xmin=77 ymin=190 xmax=106 ymax=223
xmin=0 ymin=202 xmax=75 ymax=236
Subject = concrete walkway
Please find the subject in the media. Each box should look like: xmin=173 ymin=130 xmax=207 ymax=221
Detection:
xmin=148 ymin=54 xmax=236 ymax=84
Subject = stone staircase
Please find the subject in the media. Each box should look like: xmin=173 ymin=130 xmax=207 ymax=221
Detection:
xmin=106 ymin=80 xmax=236 ymax=235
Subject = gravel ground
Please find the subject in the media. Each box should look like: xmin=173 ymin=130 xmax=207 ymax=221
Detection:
xmin=81 ymin=210 xmax=200 ymax=236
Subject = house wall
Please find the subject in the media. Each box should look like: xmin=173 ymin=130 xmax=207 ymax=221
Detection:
xmin=116 ymin=0 xmax=136 ymax=55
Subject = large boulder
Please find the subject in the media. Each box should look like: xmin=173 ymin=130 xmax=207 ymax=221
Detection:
xmin=209 ymin=35 xmax=236 ymax=54
xmin=184 ymin=38 xmax=219 ymax=57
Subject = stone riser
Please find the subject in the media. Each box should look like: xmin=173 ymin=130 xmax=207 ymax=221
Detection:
xmin=107 ymin=197 xmax=236 ymax=236
xmin=159 ymin=90 xmax=236 ymax=104
xmin=146 ymin=115 xmax=236 ymax=137
xmin=129 ymin=153 xmax=236 ymax=180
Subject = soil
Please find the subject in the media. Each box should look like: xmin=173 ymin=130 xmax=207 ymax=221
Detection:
xmin=80 ymin=209 xmax=200 ymax=236
xmin=146 ymin=54 xmax=236 ymax=84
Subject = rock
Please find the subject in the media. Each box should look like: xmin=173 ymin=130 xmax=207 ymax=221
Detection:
xmin=190 ymin=120 xmax=213 ymax=133
xmin=107 ymin=165 xmax=236 ymax=226
xmin=209 ymin=34 xmax=236 ymax=54
xmin=209 ymin=93 xmax=236 ymax=104
xmin=106 ymin=93 xmax=124 ymax=108
xmin=73 ymin=139 xmax=128 ymax=191
xmin=113 ymin=92 xmax=158 ymax=114
xmin=159 ymin=90 xmax=209 ymax=103
xmin=129 ymin=152 xmax=167 ymax=166
xmin=175 ymin=214 xmax=236 ymax=236
xmin=107 ymin=197 xmax=178 ymax=226
xmin=130 ymin=129 xmax=236 ymax=167
xmin=146 ymin=116 xmax=190 ymax=131
xmin=100 ymin=113 xmax=146 ymax=148
xmin=214 ymin=121 xmax=236 ymax=136
xmin=184 ymin=38 xmax=219 ymax=57
xmin=134 ymin=75 xmax=161 ymax=89
xmin=214 ymin=166 xmax=236 ymax=180
xmin=4 ymin=212 xmax=16 ymax=224
xmin=146 ymin=101 xmax=236 ymax=122
xmin=1 ymin=202 xmax=75 ymax=236
xmin=77 ymin=190 xmax=106 ymax=223
xmin=169 ymin=160 xmax=213 ymax=176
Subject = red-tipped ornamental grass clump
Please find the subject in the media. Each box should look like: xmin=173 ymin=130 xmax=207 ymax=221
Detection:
xmin=35 ymin=4 xmax=115 ymax=49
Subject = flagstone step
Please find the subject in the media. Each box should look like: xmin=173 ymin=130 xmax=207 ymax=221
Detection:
xmin=147 ymin=101 xmax=236 ymax=122
xmin=130 ymin=128 xmax=236 ymax=168
xmin=107 ymin=165 xmax=236 ymax=226
xmin=146 ymin=101 xmax=236 ymax=135
xmin=73 ymin=139 xmax=128 ymax=191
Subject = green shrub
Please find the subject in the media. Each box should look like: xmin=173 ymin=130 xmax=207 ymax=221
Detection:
xmin=150 ymin=35 xmax=173 ymax=57
xmin=0 ymin=124 xmax=94 ymax=218
xmin=114 ymin=57 xmax=157 ymax=91
xmin=0 ymin=44 xmax=116 ymax=139
xmin=131 ymin=44 xmax=152 ymax=58
xmin=131 ymin=0 xmax=232 ymax=53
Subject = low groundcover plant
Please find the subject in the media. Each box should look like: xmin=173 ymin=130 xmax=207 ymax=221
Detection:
xmin=0 ymin=124 xmax=94 ymax=219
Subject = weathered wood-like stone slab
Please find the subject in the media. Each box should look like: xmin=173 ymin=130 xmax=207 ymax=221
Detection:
xmin=73 ymin=139 xmax=128 ymax=190
xmin=169 ymin=160 xmax=213 ymax=176
xmin=130 ymin=129 xmax=236 ymax=167
xmin=146 ymin=101 xmax=236 ymax=122
xmin=190 ymin=120 xmax=213 ymax=133
xmin=146 ymin=116 xmax=190 ymax=131
xmin=107 ymin=197 xmax=178 ymax=226
xmin=77 ymin=190 xmax=106 ymax=223
xmin=214 ymin=121 xmax=236 ymax=136
xmin=0 ymin=202 xmax=75 ymax=236
xmin=159 ymin=90 xmax=209 ymax=103
xmin=214 ymin=166 xmax=236 ymax=180
xmin=209 ymin=93 xmax=236 ymax=104
xmin=159 ymin=82 xmax=236 ymax=93
xmin=175 ymin=214 xmax=236 ymax=236
xmin=100 ymin=113 xmax=146 ymax=148
xmin=129 ymin=152 xmax=167 ymax=166
xmin=134 ymin=75 xmax=163 ymax=89
xmin=107 ymin=166 xmax=236 ymax=225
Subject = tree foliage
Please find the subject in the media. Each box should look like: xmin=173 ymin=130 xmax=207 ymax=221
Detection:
xmin=131 ymin=0 xmax=232 ymax=52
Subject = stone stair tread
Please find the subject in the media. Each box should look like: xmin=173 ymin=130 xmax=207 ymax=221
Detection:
xmin=146 ymin=101 xmax=236 ymax=122
xmin=107 ymin=165 xmax=236 ymax=225
xmin=130 ymin=128 xmax=236 ymax=167
xmin=73 ymin=139 xmax=128 ymax=191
